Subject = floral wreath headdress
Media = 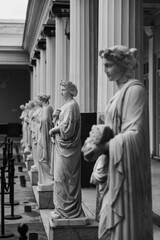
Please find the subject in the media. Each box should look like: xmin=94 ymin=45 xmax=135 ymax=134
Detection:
xmin=99 ymin=45 xmax=139 ymax=70
xmin=60 ymin=80 xmax=78 ymax=97
xmin=37 ymin=94 xmax=50 ymax=102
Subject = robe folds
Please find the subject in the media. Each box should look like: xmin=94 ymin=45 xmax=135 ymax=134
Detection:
xmin=97 ymin=79 xmax=153 ymax=240
xmin=30 ymin=107 xmax=42 ymax=166
xmin=37 ymin=104 xmax=54 ymax=184
xmin=54 ymin=99 xmax=84 ymax=218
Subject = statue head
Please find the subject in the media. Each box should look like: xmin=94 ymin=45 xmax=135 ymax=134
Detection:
xmin=60 ymin=80 xmax=78 ymax=97
xmin=99 ymin=45 xmax=139 ymax=72
xmin=28 ymin=100 xmax=35 ymax=109
xmin=37 ymin=94 xmax=51 ymax=104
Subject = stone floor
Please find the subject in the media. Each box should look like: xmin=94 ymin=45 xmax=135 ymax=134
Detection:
xmin=0 ymin=138 xmax=160 ymax=239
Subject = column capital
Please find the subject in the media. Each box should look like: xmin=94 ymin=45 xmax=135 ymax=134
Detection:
xmin=144 ymin=26 xmax=155 ymax=38
xmin=50 ymin=1 xmax=70 ymax=18
xmin=42 ymin=24 xmax=55 ymax=38
xmin=30 ymin=59 xmax=37 ymax=66
xmin=33 ymin=50 xmax=40 ymax=60
xmin=36 ymin=38 xmax=46 ymax=50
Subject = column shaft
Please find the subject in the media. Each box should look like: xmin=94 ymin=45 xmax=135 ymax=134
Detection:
xmin=70 ymin=0 xmax=98 ymax=113
xmin=39 ymin=50 xmax=46 ymax=93
xmin=55 ymin=17 xmax=70 ymax=108
xmin=36 ymin=59 xmax=40 ymax=96
xmin=46 ymin=37 xmax=56 ymax=109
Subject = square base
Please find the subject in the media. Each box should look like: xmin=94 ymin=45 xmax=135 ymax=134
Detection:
xmin=48 ymin=217 xmax=98 ymax=240
xmin=30 ymin=171 xmax=38 ymax=185
xmin=26 ymin=159 xmax=34 ymax=171
xmin=51 ymin=216 xmax=89 ymax=226
xmin=37 ymin=185 xmax=54 ymax=209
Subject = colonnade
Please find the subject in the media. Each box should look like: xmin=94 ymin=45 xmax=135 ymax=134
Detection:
xmin=29 ymin=0 xmax=142 ymax=121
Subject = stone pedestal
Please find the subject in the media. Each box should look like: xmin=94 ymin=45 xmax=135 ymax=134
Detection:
xmin=37 ymin=183 xmax=54 ymax=209
xmin=48 ymin=217 xmax=98 ymax=240
xmin=51 ymin=216 xmax=89 ymax=227
xmin=26 ymin=158 xmax=34 ymax=171
xmin=30 ymin=170 xmax=38 ymax=186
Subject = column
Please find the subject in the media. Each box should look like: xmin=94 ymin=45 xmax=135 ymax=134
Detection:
xmin=97 ymin=0 xmax=143 ymax=122
xmin=32 ymin=65 xmax=36 ymax=99
xmin=29 ymin=66 xmax=33 ymax=100
xmin=37 ymin=39 xmax=47 ymax=94
xmin=36 ymin=59 xmax=40 ymax=96
xmin=144 ymin=26 xmax=155 ymax=155
xmin=55 ymin=17 xmax=70 ymax=108
xmin=33 ymin=50 xmax=41 ymax=97
xmin=70 ymin=0 xmax=98 ymax=113
xmin=43 ymin=25 xmax=56 ymax=109
xmin=30 ymin=59 xmax=37 ymax=99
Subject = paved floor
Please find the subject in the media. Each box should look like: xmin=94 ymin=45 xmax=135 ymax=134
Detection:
xmin=0 ymin=138 xmax=160 ymax=239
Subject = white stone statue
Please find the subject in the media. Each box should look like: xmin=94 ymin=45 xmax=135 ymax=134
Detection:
xmin=36 ymin=94 xmax=54 ymax=185
xmin=30 ymin=99 xmax=42 ymax=172
xmin=49 ymin=81 xmax=85 ymax=219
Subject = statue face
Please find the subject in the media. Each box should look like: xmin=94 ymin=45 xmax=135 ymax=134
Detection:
xmin=103 ymin=59 xmax=125 ymax=82
xmin=60 ymin=85 xmax=71 ymax=101
xmin=37 ymin=99 xmax=43 ymax=107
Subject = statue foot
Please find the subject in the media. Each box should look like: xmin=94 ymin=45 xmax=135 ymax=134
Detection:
xmin=51 ymin=211 xmax=61 ymax=219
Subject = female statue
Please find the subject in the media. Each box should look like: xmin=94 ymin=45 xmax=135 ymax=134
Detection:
xmin=36 ymin=94 xmax=54 ymax=185
xmin=49 ymin=81 xmax=84 ymax=219
xmin=82 ymin=45 xmax=153 ymax=240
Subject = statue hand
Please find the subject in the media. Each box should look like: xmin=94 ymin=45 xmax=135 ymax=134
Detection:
xmin=49 ymin=128 xmax=55 ymax=136
xmin=53 ymin=108 xmax=61 ymax=118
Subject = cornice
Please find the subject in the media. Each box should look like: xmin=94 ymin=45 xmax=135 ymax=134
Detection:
xmin=23 ymin=0 xmax=52 ymax=57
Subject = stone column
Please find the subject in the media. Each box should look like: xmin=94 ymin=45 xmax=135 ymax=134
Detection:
xmin=43 ymin=25 xmax=56 ymax=109
xmin=30 ymin=59 xmax=37 ymax=99
xmin=97 ymin=0 xmax=143 ymax=122
xmin=55 ymin=17 xmax=70 ymax=108
xmin=144 ymin=26 xmax=155 ymax=155
xmin=36 ymin=59 xmax=41 ymax=96
xmin=37 ymin=38 xmax=47 ymax=94
xmin=70 ymin=0 xmax=98 ymax=113
xmin=33 ymin=50 xmax=41 ymax=97
xmin=29 ymin=66 xmax=33 ymax=100
xmin=32 ymin=65 xmax=36 ymax=99
xmin=40 ymin=50 xmax=46 ymax=94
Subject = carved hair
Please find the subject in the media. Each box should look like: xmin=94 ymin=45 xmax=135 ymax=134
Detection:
xmin=37 ymin=94 xmax=51 ymax=103
xmin=60 ymin=80 xmax=78 ymax=97
xmin=99 ymin=45 xmax=139 ymax=70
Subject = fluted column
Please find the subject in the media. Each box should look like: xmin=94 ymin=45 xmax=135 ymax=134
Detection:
xmin=144 ymin=26 xmax=155 ymax=155
xmin=55 ymin=17 xmax=70 ymax=108
xmin=46 ymin=37 xmax=56 ymax=109
xmin=30 ymin=68 xmax=33 ymax=100
xmin=36 ymin=59 xmax=40 ymax=96
xmin=97 ymin=0 xmax=143 ymax=122
xmin=70 ymin=0 xmax=98 ymax=113
xmin=39 ymin=49 xmax=46 ymax=93
xmin=32 ymin=66 xmax=36 ymax=99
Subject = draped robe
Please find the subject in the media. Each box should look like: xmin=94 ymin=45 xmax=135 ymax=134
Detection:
xmin=54 ymin=99 xmax=84 ymax=218
xmin=97 ymin=79 xmax=153 ymax=240
xmin=37 ymin=104 xmax=54 ymax=185
xmin=30 ymin=107 xmax=42 ymax=167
